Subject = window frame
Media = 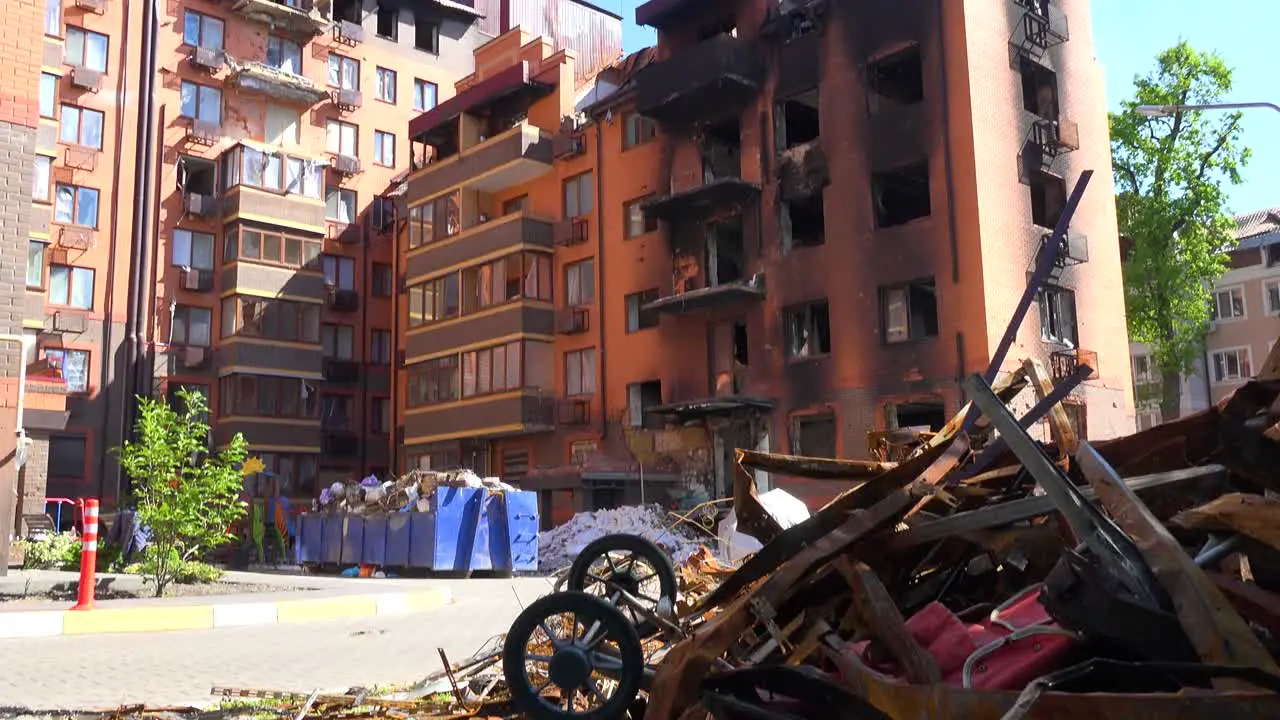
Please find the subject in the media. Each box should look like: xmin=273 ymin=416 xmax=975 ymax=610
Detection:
xmin=44 ymin=349 xmax=91 ymax=394
xmin=47 ymin=264 xmax=95 ymax=309
xmin=53 ymin=183 xmax=100 ymax=228
xmin=220 ymin=296 xmax=321 ymax=343
xmin=461 ymin=341 xmax=523 ymax=398
xmin=458 ymin=252 xmax=553 ymax=316
xmin=1210 ymin=346 xmax=1253 ymax=385
xmin=327 ymin=53 xmax=360 ymax=91
xmin=223 ymin=224 xmax=323 ymax=270
xmin=322 ymin=254 xmax=357 ymax=291
xmin=784 ymin=300 xmax=832 ymax=360
xmin=790 ymin=411 xmax=837 ymax=458
xmin=39 ymin=73 xmax=58 ymax=119
xmin=59 ymin=104 xmax=105 ymax=149
xmin=372 ymin=263 xmax=394 ymax=297
xmin=623 ymin=113 xmax=656 ymax=150
xmin=1265 ymin=279 xmax=1280 ymax=316
xmin=44 ymin=0 xmax=62 ymax=37
xmin=373 ymin=130 xmax=396 ymax=167
xmin=179 ymin=80 xmax=222 ymax=125
xmin=266 ymin=35 xmax=303 ymax=75
xmin=370 ymin=328 xmax=392 ymax=365
xmin=171 ymin=304 xmax=214 ymax=347
xmin=321 ymin=323 xmax=356 ymax=360
xmin=406 ymin=191 xmax=461 ymax=248
xmin=27 ymin=241 xmax=48 ymax=289
xmin=325 ymin=185 xmax=357 ymax=224
xmin=413 ymin=14 xmax=440 ymax=54
xmin=326 ymin=119 xmax=359 ymax=157
xmin=49 ymin=435 xmax=89 ymax=479
xmin=375 ymin=67 xmax=397 ymax=104
xmin=1212 ymin=285 xmax=1246 ymax=322
xmin=65 ymin=26 xmax=109 ymax=73
xmin=624 ymin=196 xmax=658 ymax=238
xmin=33 ymin=155 xmax=52 ymax=203
xmin=624 ymin=289 xmax=660 ymax=333
xmin=407 ymin=273 xmax=460 ymax=326
xmin=564 ymin=258 xmax=596 ymax=307
xmin=564 ymin=348 xmax=597 ymax=397
xmin=375 ymin=6 xmax=397 ymax=39
xmin=221 ymin=145 xmax=323 ymax=198
xmin=881 ymin=278 xmax=940 ymax=344
xmin=182 ymin=10 xmax=224 ymax=51
xmin=563 ymin=171 xmax=595 ymax=219
xmin=219 ymin=374 xmax=320 ymax=420
xmin=371 ymin=396 xmax=391 ymax=434
xmin=172 ymin=228 xmax=215 ymax=270
xmin=1037 ymin=284 xmax=1078 ymax=346
xmin=406 ymin=355 xmax=461 ymax=408
xmin=413 ymin=78 xmax=438 ymax=112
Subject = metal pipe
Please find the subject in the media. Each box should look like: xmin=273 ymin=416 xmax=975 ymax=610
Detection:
xmin=0 ymin=333 xmax=36 ymax=576
xmin=594 ymin=119 xmax=607 ymax=441
xmin=0 ymin=334 xmax=37 ymax=436
xmin=1136 ymin=102 xmax=1280 ymax=117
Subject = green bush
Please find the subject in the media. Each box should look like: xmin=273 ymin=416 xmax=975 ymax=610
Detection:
xmin=16 ymin=533 xmax=82 ymax=570
xmin=124 ymin=547 xmax=223 ymax=586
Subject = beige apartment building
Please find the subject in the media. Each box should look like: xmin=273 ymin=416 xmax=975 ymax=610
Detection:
xmin=1130 ymin=207 xmax=1280 ymax=428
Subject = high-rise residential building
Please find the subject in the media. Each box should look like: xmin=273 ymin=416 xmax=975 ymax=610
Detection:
xmin=398 ymin=0 xmax=1134 ymax=522
xmin=1129 ymin=208 xmax=1280 ymax=429
xmin=5 ymin=0 xmax=622 ymax=557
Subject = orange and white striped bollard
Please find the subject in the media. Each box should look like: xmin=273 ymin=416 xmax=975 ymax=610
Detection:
xmin=70 ymin=498 xmax=99 ymax=611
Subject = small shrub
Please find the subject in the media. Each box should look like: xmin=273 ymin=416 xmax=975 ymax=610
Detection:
xmin=124 ymin=547 xmax=223 ymax=587
xmin=17 ymin=533 xmax=82 ymax=570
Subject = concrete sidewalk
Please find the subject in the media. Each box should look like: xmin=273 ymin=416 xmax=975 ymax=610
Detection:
xmin=0 ymin=570 xmax=465 ymax=638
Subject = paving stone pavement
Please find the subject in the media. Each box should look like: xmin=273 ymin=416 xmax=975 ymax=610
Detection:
xmin=0 ymin=577 xmax=556 ymax=711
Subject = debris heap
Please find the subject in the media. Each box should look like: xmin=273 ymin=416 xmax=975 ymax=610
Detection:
xmin=537 ymin=504 xmax=704 ymax=572
xmin=311 ymin=470 xmax=517 ymax=515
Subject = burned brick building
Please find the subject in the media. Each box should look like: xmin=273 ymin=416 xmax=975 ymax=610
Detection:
xmin=397 ymin=0 xmax=1133 ymax=517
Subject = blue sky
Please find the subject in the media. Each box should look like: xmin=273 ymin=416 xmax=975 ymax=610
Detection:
xmin=619 ymin=0 xmax=1276 ymax=216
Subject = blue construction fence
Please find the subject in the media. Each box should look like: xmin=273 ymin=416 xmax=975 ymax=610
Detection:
xmin=295 ymin=487 xmax=539 ymax=574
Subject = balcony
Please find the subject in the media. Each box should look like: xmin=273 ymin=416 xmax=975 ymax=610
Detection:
xmin=57 ymin=225 xmax=95 ymax=250
xmin=1021 ymin=116 xmax=1080 ymax=177
xmin=405 ymin=390 xmax=555 ymax=443
xmin=326 ymin=287 xmax=359 ymax=312
xmin=332 ymin=19 xmax=364 ymax=45
xmin=221 ymin=185 xmax=326 ymax=233
xmin=322 ymin=431 xmax=360 ymax=457
xmin=634 ymin=34 xmax=764 ymax=127
xmin=776 ymin=140 xmax=829 ymax=202
xmin=328 ymin=221 xmax=361 ymax=245
xmin=644 ymin=274 xmax=765 ymax=317
xmin=186 ymin=120 xmax=222 ymax=146
xmin=215 ymin=417 xmax=320 ymax=450
xmin=403 ymin=303 xmax=555 ymax=361
xmin=74 ymin=0 xmax=107 ymax=13
xmin=216 ymin=341 xmax=322 ymax=378
xmin=406 ymin=123 xmax=553 ymax=203
xmin=322 ymin=358 xmax=359 ymax=383
xmin=1010 ymin=1 xmax=1069 ymax=60
xmin=1050 ymin=348 xmax=1098 ymax=382
xmin=643 ymin=177 xmax=760 ymax=223
xmin=555 ymin=218 xmax=589 ymax=247
xmin=221 ymin=263 xmax=327 ymax=301
xmin=332 ymin=88 xmax=362 ymax=112
xmin=226 ymin=59 xmax=330 ymax=106
xmin=184 ymin=191 xmax=219 ymax=218
xmin=1044 ymin=229 xmax=1088 ymax=270
xmin=46 ymin=310 xmax=88 ymax=334
xmin=64 ymin=146 xmax=97 ymax=172
xmin=649 ymin=379 xmax=772 ymax=420
xmin=229 ymin=0 xmax=327 ymax=36
xmin=405 ymin=214 xmax=554 ymax=279
xmin=163 ymin=345 xmax=214 ymax=374
xmin=178 ymin=267 xmax=215 ymax=293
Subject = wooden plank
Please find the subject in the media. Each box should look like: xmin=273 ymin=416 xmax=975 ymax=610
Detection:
xmin=1023 ymin=357 xmax=1077 ymax=456
xmin=1171 ymin=493 xmax=1280 ymax=553
xmin=833 ymin=557 xmax=941 ymax=684
xmin=737 ymin=449 xmax=897 ymax=479
xmin=1075 ymin=442 xmax=1280 ymax=687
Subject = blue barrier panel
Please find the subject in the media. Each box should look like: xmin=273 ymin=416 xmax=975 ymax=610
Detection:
xmin=505 ymin=491 xmax=540 ymax=572
xmin=340 ymin=515 xmax=365 ymax=566
xmin=386 ymin=513 xmax=411 ymax=567
xmin=408 ymin=508 xmax=437 ymax=568
xmin=321 ymin=515 xmax=342 ymax=564
xmin=468 ymin=491 xmax=495 ymax=572
xmin=298 ymin=514 xmax=325 ymax=564
xmin=362 ymin=515 xmax=389 ymax=566
xmin=434 ymin=487 xmax=477 ymax=571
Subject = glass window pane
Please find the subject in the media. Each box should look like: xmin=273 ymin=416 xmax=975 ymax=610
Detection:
xmin=55 ymin=184 xmax=75 ymax=223
xmin=86 ymin=33 xmax=107 ymax=71
xmin=49 ymin=266 xmax=69 ymax=304
xmin=172 ymin=229 xmax=192 ymax=267
xmin=59 ymin=106 xmax=79 ymax=144
xmin=39 ymin=74 xmax=56 ymax=118
xmin=180 ymin=82 xmax=197 ymax=118
xmin=71 ymin=267 xmax=93 ymax=308
xmin=206 ymin=17 xmax=224 ymax=50
xmin=32 ymin=156 xmax=51 ymax=201
xmin=76 ymin=188 xmax=98 ymax=226
xmin=26 ymin=242 xmax=45 ymax=287
xmin=82 ymin=109 xmax=103 ymax=148
xmin=193 ymin=233 xmax=214 ymax=269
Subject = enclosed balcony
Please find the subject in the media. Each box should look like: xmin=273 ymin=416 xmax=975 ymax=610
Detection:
xmin=644 ymin=215 xmax=765 ymax=316
xmin=225 ymin=59 xmax=330 ymax=106
xmin=219 ymin=143 xmax=328 ymax=234
xmin=405 ymin=212 xmax=555 ymax=279
xmin=229 ymin=0 xmax=327 ymax=36
xmin=406 ymin=121 xmax=554 ymax=203
xmin=633 ymin=33 xmax=763 ymax=127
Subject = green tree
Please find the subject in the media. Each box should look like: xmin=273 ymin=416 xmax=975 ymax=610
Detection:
xmin=1110 ymin=42 xmax=1250 ymax=421
xmin=116 ymin=388 xmax=248 ymax=596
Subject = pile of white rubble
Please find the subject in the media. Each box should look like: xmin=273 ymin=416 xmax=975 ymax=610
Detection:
xmin=537 ymin=504 xmax=704 ymax=572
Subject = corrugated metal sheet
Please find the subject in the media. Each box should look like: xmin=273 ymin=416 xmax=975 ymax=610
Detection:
xmin=505 ymin=0 xmax=623 ymax=87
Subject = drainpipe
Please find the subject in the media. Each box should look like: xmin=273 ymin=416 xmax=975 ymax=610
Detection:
xmin=595 ymin=120 xmax=607 ymax=441
xmin=934 ymin=0 xmax=962 ymax=286
xmin=1 ymin=335 xmax=37 ymax=450
xmin=359 ymin=223 xmax=370 ymax=474
xmin=1 ymin=334 xmax=36 ymax=576
xmin=390 ymin=210 xmax=401 ymax=474
xmin=99 ymin=0 xmax=140 ymax=503
xmin=122 ymin=0 xmax=160 ymax=471
xmin=138 ymin=103 xmax=167 ymax=400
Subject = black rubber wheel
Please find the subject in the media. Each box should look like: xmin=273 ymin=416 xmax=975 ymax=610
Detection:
xmin=567 ymin=534 xmax=678 ymax=638
xmin=503 ymin=591 xmax=645 ymax=720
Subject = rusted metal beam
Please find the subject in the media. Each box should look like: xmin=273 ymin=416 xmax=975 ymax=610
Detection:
xmin=1075 ymin=442 xmax=1280 ymax=686
xmin=738 ymin=449 xmax=897 ymax=478
xmin=1023 ymin=357 xmax=1078 ymax=456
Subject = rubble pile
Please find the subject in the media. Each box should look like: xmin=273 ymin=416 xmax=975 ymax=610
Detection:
xmin=311 ymin=469 xmax=517 ymax=515
xmin=537 ymin=504 xmax=704 ymax=572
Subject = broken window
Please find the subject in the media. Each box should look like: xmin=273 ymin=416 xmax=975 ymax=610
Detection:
xmin=785 ymin=300 xmax=831 ymax=359
xmin=706 ymin=216 xmax=745 ymax=286
xmin=414 ymin=13 xmax=440 ymax=54
xmin=1019 ymin=57 xmax=1059 ymax=121
xmin=790 ymin=412 xmax=836 ymax=458
xmin=332 ymin=0 xmax=359 ymax=24
xmin=178 ymin=155 xmax=216 ymax=196
xmin=866 ymin=45 xmax=924 ymax=114
xmin=701 ymin=116 xmax=742 ymax=183
xmin=376 ymin=5 xmax=396 ymax=39
xmin=890 ymin=401 xmax=946 ymax=432
xmin=872 ymin=160 xmax=931 ymax=228
xmin=625 ymin=289 xmax=659 ymax=333
xmin=1038 ymin=284 xmax=1077 ymax=346
xmin=710 ymin=320 xmax=749 ymax=396
xmin=776 ymin=87 xmax=819 ymax=150
xmin=626 ymin=380 xmax=663 ymax=428
xmin=881 ymin=278 xmax=938 ymax=343
xmin=1030 ymin=170 xmax=1066 ymax=229
xmin=783 ymin=192 xmax=825 ymax=249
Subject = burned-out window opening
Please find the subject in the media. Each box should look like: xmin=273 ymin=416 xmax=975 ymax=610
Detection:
xmin=707 ymin=216 xmax=745 ymax=286
xmin=332 ymin=0 xmax=360 ymax=24
xmin=589 ymin=481 xmax=625 ymax=512
xmin=701 ymin=116 xmax=742 ymax=183
xmin=1039 ymin=284 xmax=1077 ymax=346
xmin=866 ymin=45 xmax=924 ymax=114
xmin=1267 ymin=244 xmax=1280 ymax=267
xmin=501 ymin=448 xmax=530 ymax=478
xmin=872 ymin=160 xmax=931 ymax=228
xmin=784 ymin=300 xmax=831 ymax=359
xmin=375 ymin=6 xmax=396 ymax=39
xmin=790 ymin=412 xmax=836 ymax=458
xmin=1019 ymin=57 xmax=1059 ymax=121
xmin=710 ymin=319 xmax=749 ymax=396
xmin=178 ymin=155 xmax=216 ymax=196
xmin=626 ymin=380 xmax=663 ymax=428
xmin=783 ymin=191 xmax=825 ymax=250
xmin=881 ymin=278 xmax=939 ymax=343
xmin=776 ymin=86 xmax=819 ymax=150
xmin=890 ymin=400 xmax=946 ymax=432
xmin=1030 ymin=170 xmax=1066 ymax=229
xmin=414 ymin=14 xmax=440 ymax=54
xmin=697 ymin=18 xmax=737 ymax=42
xmin=625 ymin=289 xmax=659 ymax=333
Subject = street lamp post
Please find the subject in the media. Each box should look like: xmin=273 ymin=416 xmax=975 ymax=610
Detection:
xmin=1136 ymin=102 xmax=1280 ymax=117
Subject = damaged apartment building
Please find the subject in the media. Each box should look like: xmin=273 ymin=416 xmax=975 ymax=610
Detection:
xmin=397 ymin=0 xmax=1134 ymax=519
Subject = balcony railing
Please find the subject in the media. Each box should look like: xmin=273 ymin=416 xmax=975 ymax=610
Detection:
xmin=229 ymin=0 xmax=326 ymax=36
xmin=226 ymin=59 xmax=330 ymax=106
xmin=1010 ymin=1 xmax=1069 ymax=59
xmin=633 ymin=34 xmax=764 ymax=126
xmin=322 ymin=358 xmax=359 ymax=383
xmin=1050 ymin=348 xmax=1098 ymax=382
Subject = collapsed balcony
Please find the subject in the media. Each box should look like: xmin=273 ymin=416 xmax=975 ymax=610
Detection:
xmin=644 ymin=215 xmax=765 ymax=316
xmin=644 ymin=117 xmax=760 ymax=221
xmin=229 ymin=0 xmax=327 ymax=36
xmin=225 ymin=57 xmax=330 ymax=106
xmin=633 ymin=33 xmax=763 ymax=126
